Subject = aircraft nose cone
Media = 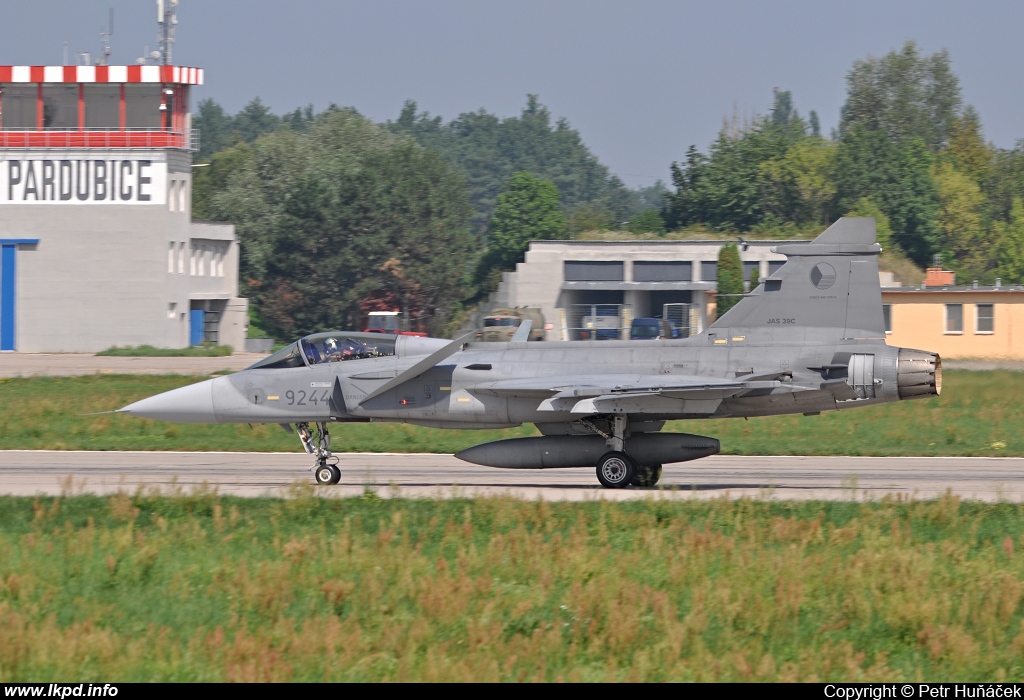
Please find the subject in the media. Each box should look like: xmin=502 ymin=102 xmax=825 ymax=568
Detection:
xmin=119 ymin=378 xmax=217 ymax=423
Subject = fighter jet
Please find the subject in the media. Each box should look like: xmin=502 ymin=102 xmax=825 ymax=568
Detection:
xmin=119 ymin=218 xmax=941 ymax=488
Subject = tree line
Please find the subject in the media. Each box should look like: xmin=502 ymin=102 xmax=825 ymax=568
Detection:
xmin=192 ymin=40 xmax=1024 ymax=340
xmin=192 ymin=96 xmax=662 ymax=338
xmin=665 ymin=41 xmax=1024 ymax=285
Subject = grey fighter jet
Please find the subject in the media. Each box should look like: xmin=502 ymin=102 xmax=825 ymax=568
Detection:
xmin=119 ymin=218 xmax=941 ymax=488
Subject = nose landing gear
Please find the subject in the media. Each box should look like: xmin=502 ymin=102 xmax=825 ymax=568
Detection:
xmin=297 ymin=422 xmax=340 ymax=485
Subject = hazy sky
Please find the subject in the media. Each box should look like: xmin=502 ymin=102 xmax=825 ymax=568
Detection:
xmin=4 ymin=1 xmax=1022 ymax=187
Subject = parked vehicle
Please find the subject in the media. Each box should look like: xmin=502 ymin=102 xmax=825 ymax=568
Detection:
xmin=363 ymin=311 xmax=427 ymax=337
xmin=630 ymin=317 xmax=662 ymax=340
xmin=476 ymin=307 xmax=546 ymax=342
xmin=579 ymin=307 xmax=622 ymax=340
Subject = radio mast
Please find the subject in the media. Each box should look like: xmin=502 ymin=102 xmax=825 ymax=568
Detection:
xmin=156 ymin=0 xmax=179 ymax=65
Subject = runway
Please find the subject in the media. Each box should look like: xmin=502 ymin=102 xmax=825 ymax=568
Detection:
xmin=2 ymin=451 xmax=1024 ymax=502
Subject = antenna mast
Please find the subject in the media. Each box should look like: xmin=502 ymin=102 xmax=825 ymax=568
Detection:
xmin=98 ymin=8 xmax=114 ymax=66
xmin=156 ymin=0 xmax=179 ymax=65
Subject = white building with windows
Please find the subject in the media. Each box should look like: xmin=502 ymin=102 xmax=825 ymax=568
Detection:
xmin=0 ymin=64 xmax=247 ymax=352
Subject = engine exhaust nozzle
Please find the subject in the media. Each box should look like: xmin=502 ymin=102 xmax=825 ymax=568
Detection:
xmin=897 ymin=348 xmax=941 ymax=400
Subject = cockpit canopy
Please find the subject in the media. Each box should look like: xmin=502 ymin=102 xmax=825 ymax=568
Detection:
xmin=247 ymin=332 xmax=397 ymax=370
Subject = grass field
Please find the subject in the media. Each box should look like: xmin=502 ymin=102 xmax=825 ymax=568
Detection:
xmin=1 ymin=493 xmax=1023 ymax=681
xmin=0 ymin=370 xmax=1019 ymax=455
xmin=95 ymin=345 xmax=234 ymax=357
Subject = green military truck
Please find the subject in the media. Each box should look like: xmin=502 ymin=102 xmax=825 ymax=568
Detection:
xmin=476 ymin=307 xmax=546 ymax=342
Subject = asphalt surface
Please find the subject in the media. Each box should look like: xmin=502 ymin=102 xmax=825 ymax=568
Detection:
xmin=0 ymin=353 xmax=270 ymax=378
xmin=2 ymin=451 xmax=1023 ymax=502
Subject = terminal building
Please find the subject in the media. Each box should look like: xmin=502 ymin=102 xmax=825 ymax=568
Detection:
xmin=0 ymin=64 xmax=247 ymax=352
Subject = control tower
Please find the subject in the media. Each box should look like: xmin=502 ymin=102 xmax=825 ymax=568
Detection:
xmin=0 ymin=63 xmax=247 ymax=352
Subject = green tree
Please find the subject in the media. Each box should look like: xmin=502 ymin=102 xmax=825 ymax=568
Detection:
xmin=191 ymin=142 xmax=253 ymax=220
xmin=840 ymin=41 xmax=963 ymax=149
xmin=626 ymin=209 xmax=666 ymax=235
xmin=209 ymin=110 xmax=474 ymax=338
xmin=390 ymin=96 xmax=633 ymax=235
xmin=758 ymin=135 xmax=837 ymax=226
xmin=566 ymin=204 xmax=616 ymax=236
xmin=193 ymin=98 xmax=234 ymax=159
xmin=997 ymin=198 xmax=1024 ymax=284
xmin=666 ymin=90 xmax=808 ymax=231
xmin=834 ymin=126 xmax=939 ymax=265
xmin=476 ymin=172 xmax=566 ymax=286
xmin=944 ymin=107 xmax=992 ymax=185
xmin=843 ymin=197 xmax=894 ymax=250
xmin=715 ymin=243 xmax=744 ymax=316
xmin=933 ymin=160 xmax=988 ymax=275
xmin=231 ymin=97 xmax=281 ymax=143
xmin=984 ymin=143 xmax=1024 ymax=225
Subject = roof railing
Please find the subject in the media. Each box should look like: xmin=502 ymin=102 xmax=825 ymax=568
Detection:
xmin=0 ymin=127 xmax=198 ymax=151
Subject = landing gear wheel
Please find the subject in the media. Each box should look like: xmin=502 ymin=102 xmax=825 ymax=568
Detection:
xmin=596 ymin=452 xmax=636 ymax=489
xmin=315 ymin=463 xmax=341 ymax=485
xmin=631 ymin=464 xmax=663 ymax=487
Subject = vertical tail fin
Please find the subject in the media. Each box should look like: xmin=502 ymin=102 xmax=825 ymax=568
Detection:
xmin=711 ymin=218 xmax=885 ymax=340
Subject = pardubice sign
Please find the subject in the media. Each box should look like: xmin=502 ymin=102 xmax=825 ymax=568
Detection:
xmin=0 ymin=158 xmax=167 ymax=205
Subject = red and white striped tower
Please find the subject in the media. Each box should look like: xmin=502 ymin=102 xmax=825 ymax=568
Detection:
xmin=0 ymin=58 xmax=248 ymax=353
xmin=0 ymin=65 xmax=203 ymax=149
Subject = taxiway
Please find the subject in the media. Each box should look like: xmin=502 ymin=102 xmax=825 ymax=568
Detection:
xmin=1 ymin=451 xmax=1022 ymax=502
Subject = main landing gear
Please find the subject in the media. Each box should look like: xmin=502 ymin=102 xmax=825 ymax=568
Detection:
xmin=297 ymin=422 xmax=341 ymax=485
xmin=582 ymin=415 xmax=663 ymax=489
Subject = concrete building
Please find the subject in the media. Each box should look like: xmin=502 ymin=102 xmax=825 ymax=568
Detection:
xmin=487 ymin=239 xmax=791 ymax=341
xmin=0 ymin=64 xmax=247 ymax=352
xmin=485 ymin=237 xmax=1024 ymax=360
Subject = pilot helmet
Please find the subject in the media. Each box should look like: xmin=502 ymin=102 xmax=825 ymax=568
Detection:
xmin=325 ymin=338 xmax=339 ymax=354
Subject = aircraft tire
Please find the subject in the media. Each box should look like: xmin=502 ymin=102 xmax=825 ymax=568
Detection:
xmin=596 ymin=452 xmax=636 ymax=489
xmin=315 ymin=464 xmax=341 ymax=485
xmin=631 ymin=464 xmax=663 ymax=487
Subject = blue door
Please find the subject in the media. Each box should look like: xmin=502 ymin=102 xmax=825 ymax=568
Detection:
xmin=189 ymin=309 xmax=206 ymax=346
xmin=1 ymin=245 xmax=15 ymax=351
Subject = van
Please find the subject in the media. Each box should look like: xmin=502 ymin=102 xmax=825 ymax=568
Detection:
xmin=630 ymin=317 xmax=662 ymax=340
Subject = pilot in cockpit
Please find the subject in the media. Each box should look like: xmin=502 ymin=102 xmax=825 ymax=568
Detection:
xmin=339 ymin=338 xmax=368 ymax=359
xmin=323 ymin=337 xmax=342 ymax=362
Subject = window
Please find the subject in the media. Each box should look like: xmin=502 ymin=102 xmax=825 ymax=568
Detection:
xmin=84 ymin=84 xmax=120 ymax=129
xmin=564 ymin=261 xmax=624 ymax=281
xmin=945 ymin=304 xmax=963 ymax=334
xmin=742 ymin=261 xmax=761 ymax=281
xmin=124 ymin=85 xmax=161 ymax=129
xmin=178 ymin=180 xmax=187 ymax=213
xmin=1 ymin=85 xmax=38 ymax=129
xmin=168 ymin=302 xmax=176 ymax=319
xmin=883 ymin=304 xmax=892 ymax=334
xmin=168 ymin=242 xmax=175 ymax=273
xmin=178 ymin=242 xmax=185 ymax=275
xmin=168 ymin=180 xmax=177 ymax=211
xmin=190 ymin=245 xmax=196 ymax=276
xmin=768 ymin=260 xmax=785 ymax=276
xmin=976 ymin=304 xmax=994 ymax=334
xmin=633 ymin=261 xmax=692 ymax=282
xmin=701 ymin=261 xmax=717 ymax=282
xmin=42 ymin=84 xmax=78 ymax=129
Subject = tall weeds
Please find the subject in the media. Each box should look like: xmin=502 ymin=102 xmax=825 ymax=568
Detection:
xmin=1 ymin=493 xmax=1023 ymax=681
